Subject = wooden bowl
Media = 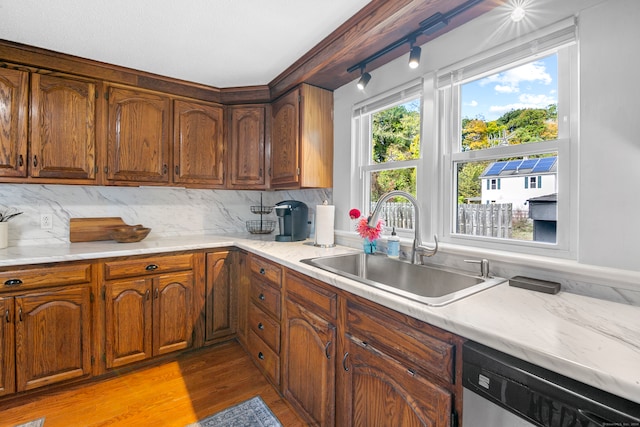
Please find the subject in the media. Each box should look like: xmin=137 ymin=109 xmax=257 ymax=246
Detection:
xmin=110 ymin=225 xmax=151 ymax=243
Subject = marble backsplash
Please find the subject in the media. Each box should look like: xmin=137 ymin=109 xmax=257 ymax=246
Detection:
xmin=0 ymin=184 xmax=332 ymax=246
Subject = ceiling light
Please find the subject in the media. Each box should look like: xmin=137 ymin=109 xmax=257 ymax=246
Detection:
xmin=408 ymin=45 xmax=421 ymax=69
xmin=510 ymin=6 xmax=525 ymax=22
xmin=357 ymin=71 xmax=371 ymax=90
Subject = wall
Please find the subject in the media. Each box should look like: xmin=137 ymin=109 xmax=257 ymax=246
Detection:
xmin=0 ymin=184 xmax=330 ymax=246
xmin=333 ymin=0 xmax=640 ymax=303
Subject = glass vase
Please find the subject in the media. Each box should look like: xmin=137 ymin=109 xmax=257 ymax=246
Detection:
xmin=363 ymin=239 xmax=377 ymax=254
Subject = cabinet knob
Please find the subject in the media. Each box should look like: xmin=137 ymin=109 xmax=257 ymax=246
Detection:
xmin=4 ymin=279 xmax=23 ymax=286
xmin=407 ymin=368 xmax=416 ymax=377
xmin=18 ymin=154 xmax=23 ymax=167
xmin=145 ymin=264 xmax=159 ymax=271
xmin=18 ymin=307 xmax=23 ymax=322
xmin=258 ymin=293 xmax=265 ymax=301
xmin=162 ymin=164 xmax=168 ymax=175
xmin=33 ymin=155 xmax=38 ymax=167
xmin=259 ymin=268 xmax=266 ymax=275
xmin=145 ymin=289 xmax=150 ymax=300
xmin=258 ymin=352 xmax=264 ymax=360
xmin=4 ymin=309 xmax=9 ymax=323
xmin=175 ymin=165 xmax=179 ymax=175
xmin=258 ymin=322 xmax=264 ymax=330
xmin=154 ymin=288 xmax=159 ymax=299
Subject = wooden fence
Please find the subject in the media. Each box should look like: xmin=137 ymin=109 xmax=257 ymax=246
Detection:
xmin=369 ymin=202 xmax=415 ymax=230
xmin=457 ymin=203 xmax=512 ymax=238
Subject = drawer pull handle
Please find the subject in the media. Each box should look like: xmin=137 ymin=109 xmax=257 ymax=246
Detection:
xmin=18 ymin=307 xmax=23 ymax=322
xmin=407 ymin=368 xmax=416 ymax=377
xmin=342 ymin=352 xmax=350 ymax=372
xmin=4 ymin=309 xmax=9 ymax=323
xmin=258 ymin=322 xmax=264 ymax=330
xmin=258 ymin=352 xmax=264 ymax=360
xmin=258 ymin=293 xmax=265 ymax=301
xmin=145 ymin=264 xmax=159 ymax=271
xmin=259 ymin=268 xmax=266 ymax=275
xmin=325 ymin=341 xmax=332 ymax=359
xmin=33 ymin=155 xmax=38 ymax=167
xmin=4 ymin=279 xmax=23 ymax=286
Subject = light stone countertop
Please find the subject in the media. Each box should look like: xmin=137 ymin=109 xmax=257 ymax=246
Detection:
xmin=1 ymin=234 xmax=639 ymax=405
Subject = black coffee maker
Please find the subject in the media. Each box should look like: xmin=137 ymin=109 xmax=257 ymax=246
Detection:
xmin=274 ymin=200 xmax=308 ymax=242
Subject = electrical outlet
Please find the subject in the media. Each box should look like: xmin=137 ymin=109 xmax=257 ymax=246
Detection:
xmin=40 ymin=213 xmax=53 ymax=230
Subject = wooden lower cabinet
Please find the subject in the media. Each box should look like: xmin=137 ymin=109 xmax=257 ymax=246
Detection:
xmin=340 ymin=334 xmax=452 ymax=426
xmin=105 ymin=271 xmax=194 ymax=369
xmin=283 ymin=299 xmax=336 ymax=426
xmin=0 ymin=296 xmax=14 ymax=396
xmin=205 ymin=251 xmax=237 ymax=344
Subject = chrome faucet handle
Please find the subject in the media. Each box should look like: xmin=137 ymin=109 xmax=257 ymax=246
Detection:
xmin=416 ymin=235 xmax=439 ymax=263
xmin=464 ymin=258 xmax=490 ymax=279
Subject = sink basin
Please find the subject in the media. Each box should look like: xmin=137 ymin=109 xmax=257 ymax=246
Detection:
xmin=301 ymin=253 xmax=506 ymax=306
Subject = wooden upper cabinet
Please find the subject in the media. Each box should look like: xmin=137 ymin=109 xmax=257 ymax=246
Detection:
xmin=0 ymin=68 xmax=28 ymax=178
xmin=107 ymin=86 xmax=170 ymax=183
xmin=228 ymin=105 xmax=267 ymax=189
xmin=270 ymin=84 xmax=333 ymax=189
xmin=173 ymin=100 xmax=225 ymax=187
xmin=30 ymin=73 xmax=96 ymax=180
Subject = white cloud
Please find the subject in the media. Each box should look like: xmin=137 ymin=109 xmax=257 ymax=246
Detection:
xmin=489 ymin=92 xmax=556 ymax=114
xmin=464 ymin=100 xmax=479 ymax=107
xmin=480 ymin=61 xmax=552 ymax=94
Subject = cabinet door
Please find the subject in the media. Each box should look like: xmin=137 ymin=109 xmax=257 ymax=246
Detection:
xmin=340 ymin=335 xmax=452 ymax=427
xmin=14 ymin=287 xmax=91 ymax=392
xmin=205 ymin=251 xmax=236 ymax=343
xmin=30 ymin=73 xmax=96 ymax=179
xmin=228 ymin=105 xmax=266 ymax=188
xmin=107 ymin=86 xmax=170 ymax=183
xmin=235 ymin=251 xmax=250 ymax=346
xmin=0 ymin=296 xmax=15 ymax=396
xmin=270 ymin=89 xmax=300 ymax=187
xmin=0 ymin=68 xmax=28 ymax=178
xmin=283 ymin=299 xmax=336 ymax=427
xmin=153 ymin=271 xmax=194 ymax=355
xmin=173 ymin=100 xmax=225 ymax=186
xmin=105 ymin=279 xmax=152 ymax=368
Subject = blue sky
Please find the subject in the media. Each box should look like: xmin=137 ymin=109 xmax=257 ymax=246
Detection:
xmin=461 ymin=54 xmax=558 ymax=122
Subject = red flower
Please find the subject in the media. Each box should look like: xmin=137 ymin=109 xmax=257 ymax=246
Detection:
xmin=349 ymin=208 xmax=361 ymax=219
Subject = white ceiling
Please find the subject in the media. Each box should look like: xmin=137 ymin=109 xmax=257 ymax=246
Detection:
xmin=0 ymin=0 xmax=371 ymax=88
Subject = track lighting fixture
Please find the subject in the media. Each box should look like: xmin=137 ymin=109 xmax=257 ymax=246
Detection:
xmin=408 ymin=42 xmax=421 ymax=69
xmin=347 ymin=0 xmax=483 ymax=89
xmin=357 ymin=69 xmax=371 ymax=90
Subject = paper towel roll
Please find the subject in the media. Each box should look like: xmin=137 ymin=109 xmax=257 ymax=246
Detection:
xmin=315 ymin=204 xmax=335 ymax=247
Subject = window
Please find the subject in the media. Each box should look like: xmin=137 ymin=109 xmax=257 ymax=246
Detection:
xmin=353 ymin=81 xmax=423 ymax=233
xmin=437 ymin=18 xmax=578 ymax=255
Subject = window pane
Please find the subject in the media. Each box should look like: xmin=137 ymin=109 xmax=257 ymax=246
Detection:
xmin=371 ymin=99 xmax=421 ymax=163
xmin=456 ymin=154 xmax=557 ymax=243
xmin=370 ymin=168 xmax=416 ymax=230
xmin=461 ymin=54 xmax=558 ymax=151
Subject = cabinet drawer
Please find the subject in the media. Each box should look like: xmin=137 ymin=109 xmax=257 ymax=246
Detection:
xmin=248 ymin=302 xmax=280 ymax=353
xmin=286 ymin=270 xmax=337 ymax=320
xmin=104 ymin=254 xmax=193 ymax=280
xmin=346 ymin=300 xmax=456 ymax=384
xmin=250 ymin=256 xmax=281 ymax=287
xmin=247 ymin=329 xmax=280 ymax=386
xmin=0 ymin=263 xmax=92 ymax=293
xmin=250 ymin=280 xmax=281 ymax=319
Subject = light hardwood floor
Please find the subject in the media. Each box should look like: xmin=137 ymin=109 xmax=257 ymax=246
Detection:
xmin=0 ymin=341 xmax=306 ymax=427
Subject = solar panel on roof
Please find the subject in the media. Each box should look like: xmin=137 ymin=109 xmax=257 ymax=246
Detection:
xmin=483 ymin=161 xmax=507 ymax=176
xmin=502 ymin=161 xmax=522 ymax=171
xmin=519 ymin=159 xmax=537 ymax=170
xmin=531 ymin=157 xmax=556 ymax=173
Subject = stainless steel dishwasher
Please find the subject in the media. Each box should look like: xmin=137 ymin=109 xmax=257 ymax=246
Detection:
xmin=462 ymin=341 xmax=640 ymax=427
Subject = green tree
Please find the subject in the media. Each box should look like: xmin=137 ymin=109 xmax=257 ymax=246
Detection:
xmin=457 ymin=162 xmax=487 ymax=204
xmin=371 ymin=103 xmax=420 ymax=200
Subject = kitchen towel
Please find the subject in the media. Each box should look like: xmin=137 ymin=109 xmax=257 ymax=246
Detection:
xmin=315 ymin=203 xmax=335 ymax=247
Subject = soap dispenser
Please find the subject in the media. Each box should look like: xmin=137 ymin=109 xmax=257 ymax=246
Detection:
xmin=387 ymin=227 xmax=400 ymax=258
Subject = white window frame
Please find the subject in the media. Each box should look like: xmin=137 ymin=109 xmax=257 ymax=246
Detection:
xmin=433 ymin=17 xmax=579 ymax=258
xmin=352 ymin=80 xmax=424 ymax=238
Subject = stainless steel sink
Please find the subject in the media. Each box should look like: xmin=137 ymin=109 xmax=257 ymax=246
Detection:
xmin=301 ymin=253 xmax=506 ymax=306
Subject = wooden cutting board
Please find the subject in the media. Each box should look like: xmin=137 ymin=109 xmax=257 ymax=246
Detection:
xmin=69 ymin=217 xmax=128 ymax=242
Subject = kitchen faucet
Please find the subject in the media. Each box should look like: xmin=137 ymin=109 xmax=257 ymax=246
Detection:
xmin=367 ymin=190 xmax=438 ymax=264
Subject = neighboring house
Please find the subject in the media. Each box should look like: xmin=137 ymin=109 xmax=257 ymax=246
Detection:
xmin=480 ymin=157 xmax=558 ymax=211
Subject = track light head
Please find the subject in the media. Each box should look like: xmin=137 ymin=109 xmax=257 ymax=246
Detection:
xmin=408 ymin=45 xmax=421 ymax=69
xmin=357 ymin=71 xmax=371 ymax=90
